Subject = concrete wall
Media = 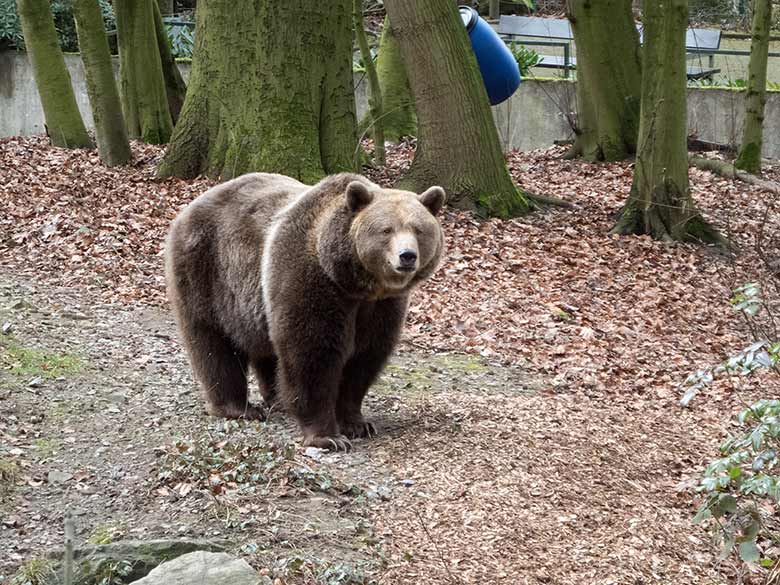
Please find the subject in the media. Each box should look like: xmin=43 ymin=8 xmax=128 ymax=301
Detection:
xmin=2 ymin=50 xmax=779 ymax=159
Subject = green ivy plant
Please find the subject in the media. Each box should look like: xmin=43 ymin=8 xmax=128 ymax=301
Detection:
xmin=683 ymin=282 xmax=779 ymax=569
xmin=693 ymin=399 xmax=780 ymax=565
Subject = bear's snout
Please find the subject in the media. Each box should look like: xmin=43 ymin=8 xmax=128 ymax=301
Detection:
xmin=397 ymin=249 xmax=418 ymax=271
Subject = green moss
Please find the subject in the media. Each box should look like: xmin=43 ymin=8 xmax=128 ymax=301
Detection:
xmin=735 ymin=141 xmax=761 ymax=173
xmin=33 ymin=438 xmax=60 ymax=458
xmin=0 ymin=335 xmax=84 ymax=378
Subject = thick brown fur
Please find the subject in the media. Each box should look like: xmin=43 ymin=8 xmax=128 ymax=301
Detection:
xmin=166 ymin=172 xmax=445 ymax=450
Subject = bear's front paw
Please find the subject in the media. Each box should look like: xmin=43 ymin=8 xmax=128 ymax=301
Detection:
xmin=340 ymin=419 xmax=377 ymax=439
xmin=303 ymin=433 xmax=352 ymax=452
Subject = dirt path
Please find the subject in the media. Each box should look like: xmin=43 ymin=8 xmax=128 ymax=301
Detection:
xmin=0 ymin=270 xmax=730 ymax=584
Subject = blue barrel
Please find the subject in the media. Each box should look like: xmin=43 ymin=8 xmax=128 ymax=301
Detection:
xmin=459 ymin=7 xmax=521 ymax=106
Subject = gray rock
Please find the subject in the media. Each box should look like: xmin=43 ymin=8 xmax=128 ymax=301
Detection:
xmin=128 ymin=551 xmax=268 ymax=585
xmin=47 ymin=470 xmax=73 ymax=484
xmin=2 ymin=321 xmax=12 ymax=335
xmin=45 ymin=539 xmax=228 ymax=585
xmin=28 ymin=377 xmax=44 ymax=388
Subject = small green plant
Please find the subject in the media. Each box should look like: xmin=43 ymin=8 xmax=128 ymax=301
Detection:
xmin=9 ymin=558 xmax=56 ymax=585
xmin=509 ymin=42 xmax=540 ymax=77
xmin=33 ymin=438 xmax=60 ymax=459
xmin=693 ymin=399 xmax=779 ymax=565
xmin=93 ymin=560 xmax=134 ymax=585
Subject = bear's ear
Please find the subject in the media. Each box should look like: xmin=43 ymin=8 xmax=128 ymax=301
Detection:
xmin=346 ymin=181 xmax=374 ymax=212
xmin=419 ymin=186 xmax=445 ymax=216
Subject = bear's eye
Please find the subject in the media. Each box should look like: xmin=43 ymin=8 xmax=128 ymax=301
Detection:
xmin=381 ymin=227 xmax=393 ymax=235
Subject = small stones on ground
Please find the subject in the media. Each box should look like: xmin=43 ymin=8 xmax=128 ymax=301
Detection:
xmin=2 ymin=322 xmax=12 ymax=335
xmin=47 ymin=470 xmax=73 ymax=484
xmin=399 ymin=479 xmax=415 ymax=487
xmin=28 ymin=377 xmax=44 ymax=388
xmin=304 ymin=447 xmax=326 ymax=461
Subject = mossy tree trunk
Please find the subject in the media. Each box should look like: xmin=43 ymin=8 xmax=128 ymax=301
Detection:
xmin=372 ymin=17 xmax=416 ymax=142
xmin=384 ymin=0 xmax=529 ymax=217
xmin=17 ymin=0 xmax=92 ymax=148
xmin=566 ymin=0 xmax=641 ymax=161
xmin=735 ymin=0 xmax=772 ymax=173
xmin=115 ymin=0 xmax=173 ymax=144
xmin=158 ymin=0 xmax=357 ymax=182
xmin=152 ymin=0 xmax=186 ymax=124
xmin=73 ymin=0 xmax=131 ymax=166
xmin=354 ymin=0 xmax=385 ymax=165
xmin=611 ymin=0 xmax=724 ymax=245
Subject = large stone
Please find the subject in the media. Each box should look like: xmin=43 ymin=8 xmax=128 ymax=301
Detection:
xmin=128 ymin=551 xmax=269 ymax=585
xmin=46 ymin=539 xmax=227 ymax=585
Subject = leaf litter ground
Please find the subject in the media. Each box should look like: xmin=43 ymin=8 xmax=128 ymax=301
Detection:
xmin=1 ymin=135 xmax=779 ymax=584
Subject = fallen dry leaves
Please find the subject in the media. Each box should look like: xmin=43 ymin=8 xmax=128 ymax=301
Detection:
xmin=2 ymin=135 xmax=780 ymax=583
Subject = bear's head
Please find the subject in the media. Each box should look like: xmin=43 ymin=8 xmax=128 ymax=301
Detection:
xmin=339 ymin=181 xmax=445 ymax=298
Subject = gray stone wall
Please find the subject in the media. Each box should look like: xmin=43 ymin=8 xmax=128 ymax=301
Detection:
xmin=2 ymin=50 xmax=778 ymax=159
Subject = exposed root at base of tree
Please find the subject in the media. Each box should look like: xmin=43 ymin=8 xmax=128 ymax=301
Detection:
xmin=689 ymin=156 xmax=780 ymax=196
xmin=610 ymin=201 xmax=731 ymax=249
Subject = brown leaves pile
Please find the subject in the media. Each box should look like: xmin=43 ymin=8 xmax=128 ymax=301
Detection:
xmin=2 ymin=135 xmax=779 ymax=405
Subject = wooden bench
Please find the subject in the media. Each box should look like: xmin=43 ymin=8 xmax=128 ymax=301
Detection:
xmin=497 ymin=16 xmax=722 ymax=80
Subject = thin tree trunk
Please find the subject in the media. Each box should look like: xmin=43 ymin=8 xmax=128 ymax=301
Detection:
xmin=735 ymin=0 xmax=771 ymax=172
xmin=152 ymin=0 xmax=186 ymax=124
xmin=611 ymin=0 xmax=725 ymax=245
xmin=158 ymin=0 xmax=357 ymax=181
xmin=385 ymin=0 xmax=529 ymax=217
xmin=566 ymin=0 xmax=641 ymax=161
xmin=73 ymin=0 xmax=131 ymax=166
xmin=354 ymin=0 xmax=385 ymax=165
xmin=17 ymin=0 xmax=92 ymax=148
xmin=373 ymin=17 xmax=416 ymax=142
xmin=115 ymin=0 xmax=173 ymax=144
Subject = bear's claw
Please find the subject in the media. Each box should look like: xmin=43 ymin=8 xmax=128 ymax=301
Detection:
xmin=341 ymin=420 xmax=377 ymax=439
xmin=206 ymin=401 xmax=267 ymax=421
xmin=304 ymin=434 xmax=352 ymax=452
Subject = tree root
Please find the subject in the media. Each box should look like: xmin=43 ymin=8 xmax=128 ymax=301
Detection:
xmin=525 ymin=191 xmax=574 ymax=209
xmin=689 ymin=156 xmax=780 ymax=195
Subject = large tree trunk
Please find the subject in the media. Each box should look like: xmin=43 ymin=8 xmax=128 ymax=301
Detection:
xmin=115 ymin=0 xmax=173 ymax=144
xmin=17 ymin=0 xmax=92 ymax=148
xmin=735 ymin=0 xmax=772 ymax=173
xmin=152 ymin=0 xmax=186 ymax=124
xmin=354 ymin=0 xmax=385 ymax=165
xmin=384 ymin=0 xmax=529 ymax=217
xmin=566 ymin=0 xmax=641 ymax=161
xmin=611 ymin=0 xmax=724 ymax=245
xmin=73 ymin=0 xmax=131 ymax=166
xmin=158 ymin=0 xmax=357 ymax=182
xmin=373 ymin=17 xmax=416 ymax=142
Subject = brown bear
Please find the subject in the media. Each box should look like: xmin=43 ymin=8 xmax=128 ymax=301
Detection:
xmin=165 ymin=172 xmax=445 ymax=451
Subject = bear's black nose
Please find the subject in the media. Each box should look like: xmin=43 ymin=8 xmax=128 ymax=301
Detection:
xmin=398 ymin=250 xmax=417 ymax=270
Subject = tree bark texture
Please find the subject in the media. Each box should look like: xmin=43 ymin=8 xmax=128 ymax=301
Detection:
xmin=354 ymin=0 xmax=385 ymax=165
xmin=735 ymin=0 xmax=772 ymax=173
xmin=373 ymin=17 xmax=417 ymax=142
xmin=17 ymin=0 xmax=92 ymax=148
xmin=73 ymin=0 xmax=132 ymax=166
xmin=384 ymin=0 xmax=529 ymax=217
xmin=611 ymin=0 xmax=724 ymax=245
xmin=153 ymin=0 xmax=187 ymax=124
xmin=566 ymin=0 xmax=641 ymax=161
xmin=115 ymin=0 xmax=173 ymax=144
xmin=158 ymin=0 xmax=358 ymax=182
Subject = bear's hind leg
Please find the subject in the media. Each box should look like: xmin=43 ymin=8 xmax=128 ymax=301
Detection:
xmin=183 ymin=321 xmax=265 ymax=420
xmin=337 ymin=351 xmax=389 ymax=439
xmin=253 ymin=356 xmax=278 ymax=406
